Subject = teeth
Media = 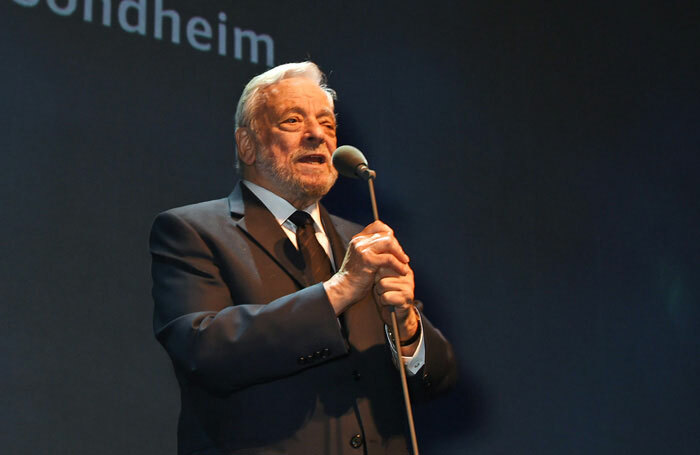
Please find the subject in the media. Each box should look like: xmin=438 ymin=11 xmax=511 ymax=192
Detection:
xmin=300 ymin=155 xmax=324 ymax=163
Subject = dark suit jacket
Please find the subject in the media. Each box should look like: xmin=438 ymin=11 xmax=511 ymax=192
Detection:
xmin=150 ymin=183 xmax=457 ymax=455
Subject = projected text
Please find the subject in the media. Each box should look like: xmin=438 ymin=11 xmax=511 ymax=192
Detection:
xmin=13 ymin=0 xmax=275 ymax=67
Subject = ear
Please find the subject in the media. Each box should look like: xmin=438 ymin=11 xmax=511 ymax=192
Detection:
xmin=235 ymin=128 xmax=257 ymax=166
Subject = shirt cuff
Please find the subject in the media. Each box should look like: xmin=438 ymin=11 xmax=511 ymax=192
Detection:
xmin=384 ymin=315 xmax=426 ymax=375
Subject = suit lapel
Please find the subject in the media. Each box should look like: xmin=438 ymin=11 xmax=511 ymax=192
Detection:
xmin=229 ymin=183 xmax=308 ymax=288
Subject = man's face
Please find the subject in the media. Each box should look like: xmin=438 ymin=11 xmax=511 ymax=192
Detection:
xmin=246 ymin=77 xmax=338 ymax=206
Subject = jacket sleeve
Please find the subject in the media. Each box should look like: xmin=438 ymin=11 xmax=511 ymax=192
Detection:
xmin=407 ymin=311 xmax=459 ymax=401
xmin=150 ymin=210 xmax=349 ymax=394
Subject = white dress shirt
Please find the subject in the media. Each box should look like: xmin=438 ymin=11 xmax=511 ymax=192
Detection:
xmin=242 ymin=180 xmax=425 ymax=374
xmin=242 ymin=180 xmax=334 ymax=262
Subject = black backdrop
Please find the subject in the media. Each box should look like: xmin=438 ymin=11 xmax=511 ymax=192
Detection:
xmin=2 ymin=1 xmax=699 ymax=454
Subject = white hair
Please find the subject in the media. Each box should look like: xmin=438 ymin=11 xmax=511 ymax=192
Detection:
xmin=233 ymin=63 xmax=337 ymax=172
xmin=235 ymin=61 xmax=336 ymax=131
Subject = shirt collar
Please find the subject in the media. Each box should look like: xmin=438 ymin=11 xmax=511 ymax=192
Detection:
xmin=242 ymin=180 xmax=325 ymax=232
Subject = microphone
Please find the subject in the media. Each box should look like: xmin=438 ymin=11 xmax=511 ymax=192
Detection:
xmin=332 ymin=145 xmax=376 ymax=181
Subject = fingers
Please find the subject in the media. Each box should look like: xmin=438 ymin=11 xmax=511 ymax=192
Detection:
xmin=375 ymin=265 xmax=411 ymax=279
xmin=351 ymin=223 xmax=409 ymax=265
xmin=376 ymin=289 xmax=413 ymax=308
xmin=362 ymin=250 xmax=410 ymax=276
xmin=374 ymin=278 xmax=417 ymax=333
xmin=329 ymin=221 xmax=412 ymax=311
xmin=374 ymin=268 xmax=414 ymax=308
xmin=374 ymin=285 xmax=414 ymax=305
xmin=355 ymin=220 xmax=393 ymax=236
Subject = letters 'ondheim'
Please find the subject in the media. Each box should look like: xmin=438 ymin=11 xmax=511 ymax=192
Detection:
xmin=13 ymin=0 xmax=275 ymax=67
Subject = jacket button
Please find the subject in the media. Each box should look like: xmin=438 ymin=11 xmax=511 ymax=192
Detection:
xmin=307 ymin=354 xmax=314 ymax=363
xmin=298 ymin=356 xmax=307 ymax=365
xmin=352 ymin=370 xmax=361 ymax=381
xmin=349 ymin=433 xmax=363 ymax=448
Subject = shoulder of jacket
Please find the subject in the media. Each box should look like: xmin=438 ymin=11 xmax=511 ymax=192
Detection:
xmin=153 ymin=197 xmax=231 ymax=227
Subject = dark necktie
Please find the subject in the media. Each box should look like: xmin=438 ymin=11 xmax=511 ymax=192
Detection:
xmin=288 ymin=210 xmax=334 ymax=285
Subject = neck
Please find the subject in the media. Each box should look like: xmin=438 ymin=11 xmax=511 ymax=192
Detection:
xmin=242 ymin=177 xmax=320 ymax=211
xmin=287 ymin=195 xmax=320 ymax=211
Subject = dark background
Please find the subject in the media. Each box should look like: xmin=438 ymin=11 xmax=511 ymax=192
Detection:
xmin=2 ymin=1 xmax=698 ymax=453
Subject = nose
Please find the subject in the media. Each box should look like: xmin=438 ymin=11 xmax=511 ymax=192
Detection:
xmin=303 ymin=118 xmax=326 ymax=147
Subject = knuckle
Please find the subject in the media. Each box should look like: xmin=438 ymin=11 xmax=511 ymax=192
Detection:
xmin=390 ymin=238 xmax=400 ymax=250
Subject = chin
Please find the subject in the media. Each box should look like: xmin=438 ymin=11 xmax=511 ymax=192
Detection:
xmin=302 ymin=178 xmax=337 ymax=198
xmin=295 ymin=172 xmax=337 ymax=199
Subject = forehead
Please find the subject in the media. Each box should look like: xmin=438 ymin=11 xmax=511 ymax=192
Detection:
xmin=261 ymin=78 xmax=334 ymax=115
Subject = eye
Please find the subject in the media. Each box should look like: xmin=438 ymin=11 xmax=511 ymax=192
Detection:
xmin=283 ymin=117 xmax=300 ymax=124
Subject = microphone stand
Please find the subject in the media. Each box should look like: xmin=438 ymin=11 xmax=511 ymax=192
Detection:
xmin=367 ymin=178 xmax=380 ymax=221
xmin=366 ymin=173 xmax=419 ymax=455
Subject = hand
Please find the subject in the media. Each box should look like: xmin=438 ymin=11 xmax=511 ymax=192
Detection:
xmin=324 ymin=221 xmax=410 ymax=314
xmin=374 ymin=266 xmax=419 ymax=341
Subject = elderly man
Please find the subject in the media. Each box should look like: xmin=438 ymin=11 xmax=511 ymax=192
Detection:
xmin=150 ymin=62 xmax=456 ymax=455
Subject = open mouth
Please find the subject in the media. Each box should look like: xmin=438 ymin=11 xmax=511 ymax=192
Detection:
xmin=297 ymin=154 xmax=327 ymax=164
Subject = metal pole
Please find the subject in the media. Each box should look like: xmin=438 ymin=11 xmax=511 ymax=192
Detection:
xmin=367 ymin=178 xmax=379 ymax=222
xmin=367 ymin=177 xmax=419 ymax=455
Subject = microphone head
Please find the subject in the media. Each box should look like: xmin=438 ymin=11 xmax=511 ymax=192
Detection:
xmin=332 ymin=145 xmax=370 ymax=179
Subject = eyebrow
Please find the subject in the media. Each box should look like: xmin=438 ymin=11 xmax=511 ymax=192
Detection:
xmin=316 ymin=107 xmax=335 ymax=117
xmin=278 ymin=106 xmax=335 ymax=119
